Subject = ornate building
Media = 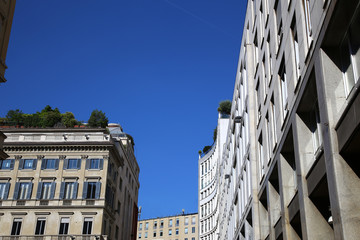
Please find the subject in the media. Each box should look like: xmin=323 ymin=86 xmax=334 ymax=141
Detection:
xmin=0 ymin=125 xmax=140 ymax=239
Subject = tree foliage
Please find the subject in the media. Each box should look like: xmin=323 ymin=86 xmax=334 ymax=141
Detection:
xmin=217 ymin=100 xmax=232 ymax=115
xmin=203 ymin=145 xmax=212 ymax=154
xmin=88 ymin=110 xmax=108 ymax=128
xmin=61 ymin=112 xmax=78 ymax=128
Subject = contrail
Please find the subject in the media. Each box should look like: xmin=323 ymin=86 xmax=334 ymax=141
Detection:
xmin=161 ymin=0 xmax=233 ymax=37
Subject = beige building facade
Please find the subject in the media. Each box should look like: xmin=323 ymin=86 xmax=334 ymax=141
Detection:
xmin=137 ymin=213 xmax=198 ymax=240
xmin=0 ymin=125 xmax=139 ymax=240
xmin=199 ymin=0 xmax=360 ymax=239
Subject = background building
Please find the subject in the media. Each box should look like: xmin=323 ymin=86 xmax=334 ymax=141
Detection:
xmin=199 ymin=0 xmax=360 ymax=239
xmin=0 ymin=124 xmax=140 ymax=239
xmin=137 ymin=212 xmax=198 ymax=240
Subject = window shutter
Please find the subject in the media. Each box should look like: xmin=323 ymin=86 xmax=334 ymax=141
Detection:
xmin=50 ymin=182 xmax=56 ymax=199
xmin=95 ymin=182 xmax=101 ymax=199
xmin=18 ymin=159 xmax=24 ymax=170
xmin=27 ymin=183 xmax=33 ymax=200
xmin=13 ymin=182 xmax=20 ymax=200
xmin=82 ymin=182 xmax=88 ymax=199
xmin=99 ymin=159 xmax=104 ymax=170
xmin=77 ymin=159 xmax=81 ymax=169
xmin=85 ymin=159 xmax=90 ymax=169
xmin=33 ymin=159 xmax=38 ymax=170
xmin=73 ymin=182 xmax=78 ymax=199
xmin=55 ymin=159 xmax=59 ymax=170
xmin=59 ymin=182 xmax=65 ymax=199
xmin=63 ymin=159 xmax=68 ymax=170
xmin=10 ymin=159 xmax=14 ymax=170
xmin=4 ymin=183 xmax=10 ymax=200
xmin=41 ymin=159 xmax=46 ymax=169
xmin=36 ymin=182 xmax=43 ymax=199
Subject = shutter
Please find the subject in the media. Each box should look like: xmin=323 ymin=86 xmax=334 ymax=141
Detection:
xmin=50 ymin=182 xmax=56 ymax=199
xmin=63 ymin=159 xmax=68 ymax=170
xmin=82 ymin=182 xmax=88 ymax=199
xmin=33 ymin=159 xmax=38 ymax=170
xmin=55 ymin=159 xmax=59 ymax=170
xmin=59 ymin=182 xmax=65 ymax=199
xmin=10 ymin=159 xmax=14 ymax=170
xmin=99 ymin=159 xmax=104 ymax=170
xmin=85 ymin=159 xmax=90 ymax=169
xmin=18 ymin=159 xmax=24 ymax=170
xmin=73 ymin=182 xmax=78 ymax=199
xmin=41 ymin=159 xmax=46 ymax=169
xmin=13 ymin=182 xmax=20 ymax=200
xmin=77 ymin=159 xmax=81 ymax=169
xmin=36 ymin=182 xmax=43 ymax=199
xmin=27 ymin=183 xmax=33 ymax=200
xmin=95 ymin=182 xmax=101 ymax=199
xmin=4 ymin=183 xmax=10 ymax=200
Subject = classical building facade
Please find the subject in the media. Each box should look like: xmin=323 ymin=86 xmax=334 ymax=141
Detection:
xmin=199 ymin=0 xmax=360 ymax=239
xmin=0 ymin=124 xmax=140 ymax=240
xmin=137 ymin=212 xmax=198 ymax=240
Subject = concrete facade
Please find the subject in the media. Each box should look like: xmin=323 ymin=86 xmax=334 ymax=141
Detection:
xmin=0 ymin=125 xmax=140 ymax=240
xmin=137 ymin=213 xmax=198 ymax=240
xmin=199 ymin=0 xmax=360 ymax=239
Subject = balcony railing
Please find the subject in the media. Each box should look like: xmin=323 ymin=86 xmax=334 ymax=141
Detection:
xmin=0 ymin=235 xmax=107 ymax=240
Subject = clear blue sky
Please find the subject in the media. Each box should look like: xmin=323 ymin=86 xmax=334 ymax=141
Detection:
xmin=1 ymin=0 xmax=246 ymax=219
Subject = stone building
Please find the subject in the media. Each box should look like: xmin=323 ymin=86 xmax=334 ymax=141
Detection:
xmin=199 ymin=0 xmax=360 ymax=239
xmin=0 ymin=124 xmax=140 ymax=239
xmin=137 ymin=212 xmax=198 ymax=240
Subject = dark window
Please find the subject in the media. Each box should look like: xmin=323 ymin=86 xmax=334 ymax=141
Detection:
xmin=14 ymin=182 xmax=33 ymax=200
xmin=68 ymin=159 xmax=79 ymax=169
xmin=41 ymin=159 xmax=59 ymax=170
xmin=83 ymin=182 xmax=101 ymax=199
xmin=35 ymin=218 xmax=46 ymax=235
xmin=82 ymin=218 xmax=93 ymax=234
xmin=59 ymin=218 xmax=69 ymax=234
xmin=192 ymin=227 xmax=195 ymax=233
xmin=0 ymin=159 xmax=13 ymax=170
xmin=23 ymin=159 xmax=35 ymax=169
xmin=11 ymin=219 xmax=22 ymax=235
xmin=0 ymin=183 xmax=10 ymax=200
xmin=90 ymin=159 xmax=100 ymax=169
xmin=60 ymin=182 xmax=78 ymax=199
xmin=87 ymin=182 xmax=96 ymax=199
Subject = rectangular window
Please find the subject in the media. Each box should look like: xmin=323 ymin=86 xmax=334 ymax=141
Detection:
xmin=82 ymin=217 xmax=93 ymax=234
xmin=270 ymin=96 xmax=278 ymax=147
xmin=258 ymin=133 xmax=265 ymax=179
xmin=0 ymin=159 xmax=14 ymax=170
xmin=59 ymin=218 xmax=69 ymax=235
xmin=139 ymin=223 xmax=142 ymax=230
xmin=145 ymin=232 xmax=148 ymax=238
xmin=153 ymin=232 xmax=156 ymax=237
xmin=82 ymin=181 xmax=101 ymax=199
xmin=279 ymin=59 xmax=288 ymax=119
xmin=145 ymin=222 xmax=149 ymax=230
xmin=191 ymin=216 xmax=196 ymax=225
xmin=14 ymin=182 xmax=33 ymax=200
xmin=169 ymin=229 xmax=172 ymax=235
xmin=176 ymin=218 xmax=179 ymax=226
xmin=303 ymin=0 xmax=312 ymax=45
xmin=176 ymin=228 xmax=179 ymax=235
xmin=160 ymin=220 xmax=164 ymax=228
xmin=86 ymin=158 xmax=103 ymax=170
xmin=291 ymin=17 xmax=300 ymax=81
xmin=60 ymin=182 xmax=78 ymax=199
xmin=35 ymin=218 xmax=46 ymax=235
xmin=160 ymin=230 xmax=163 ymax=236
xmin=0 ymin=182 xmax=10 ymax=200
xmin=185 ymin=217 xmax=189 ymax=225
xmin=37 ymin=182 xmax=56 ymax=200
xmin=11 ymin=218 xmax=22 ymax=235
xmin=64 ymin=159 xmax=81 ymax=170
xmin=138 ymin=233 xmax=141 ymax=239
xmin=41 ymin=159 xmax=59 ymax=170
xmin=169 ymin=219 xmax=173 ymax=227
xmin=19 ymin=159 xmax=37 ymax=170
xmin=185 ymin=227 xmax=188 ymax=234
xmin=154 ymin=221 xmax=157 ymax=229
xmin=192 ymin=227 xmax=195 ymax=233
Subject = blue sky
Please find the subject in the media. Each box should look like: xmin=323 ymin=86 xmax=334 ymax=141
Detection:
xmin=1 ymin=0 xmax=246 ymax=219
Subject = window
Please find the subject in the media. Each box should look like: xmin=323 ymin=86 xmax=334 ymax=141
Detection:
xmin=153 ymin=232 xmax=156 ymax=237
xmin=169 ymin=229 xmax=172 ymax=235
xmin=86 ymin=158 xmax=104 ymax=170
xmin=115 ymin=226 xmax=119 ymax=240
xmin=145 ymin=222 xmax=149 ymax=230
xmin=19 ymin=159 xmax=37 ymax=170
xmin=0 ymin=159 xmax=14 ymax=170
xmin=279 ymin=59 xmax=288 ymax=119
xmin=191 ymin=216 xmax=196 ymax=225
xmin=64 ymin=159 xmax=81 ymax=170
xmin=59 ymin=218 xmax=69 ymax=235
xmin=258 ymin=133 xmax=265 ymax=178
xmin=119 ymin=177 xmax=123 ymax=191
xmin=82 ymin=217 xmax=93 ymax=234
xmin=41 ymin=159 xmax=59 ymax=170
xmin=176 ymin=228 xmax=179 ymax=235
xmin=0 ymin=182 xmax=10 ymax=200
xmin=160 ymin=230 xmax=163 ymax=236
xmin=192 ymin=227 xmax=195 ymax=233
xmin=117 ymin=201 xmax=121 ymax=214
xmin=291 ymin=17 xmax=300 ymax=81
xmin=60 ymin=182 xmax=78 ymax=199
xmin=138 ymin=232 xmax=142 ymax=239
xmin=192 ymin=238 xmax=195 ymax=240
xmin=185 ymin=227 xmax=188 ymax=234
xmin=169 ymin=219 xmax=173 ymax=227
xmin=35 ymin=218 xmax=46 ymax=235
xmin=302 ymin=0 xmax=312 ymax=45
xmin=139 ymin=223 xmax=142 ymax=230
xmin=82 ymin=182 xmax=101 ymax=199
xmin=185 ymin=217 xmax=189 ymax=225
xmin=13 ymin=182 xmax=33 ymax=200
xmin=254 ymin=31 xmax=259 ymax=66
xmin=145 ymin=232 xmax=148 ymax=238
xmin=176 ymin=218 xmax=179 ymax=226
xmin=37 ymin=182 xmax=56 ymax=200
xmin=154 ymin=221 xmax=157 ymax=229
xmin=160 ymin=220 xmax=164 ymax=228
xmin=11 ymin=218 xmax=22 ymax=235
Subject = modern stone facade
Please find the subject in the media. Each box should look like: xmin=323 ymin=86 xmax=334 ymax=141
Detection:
xmin=137 ymin=213 xmax=198 ymax=240
xmin=199 ymin=0 xmax=360 ymax=239
xmin=0 ymin=125 xmax=140 ymax=240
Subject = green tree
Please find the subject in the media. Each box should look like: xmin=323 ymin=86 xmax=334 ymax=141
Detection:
xmin=39 ymin=106 xmax=62 ymax=127
xmin=217 ymin=100 xmax=232 ymax=115
xmin=6 ymin=109 xmax=24 ymax=126
xmin=213 ymin=127 xmax=217 ymax=142
xmin=88 ymin=110 xmax=108 ymax=128
xmin=203 ymin=145 xmax=212 ymax=153
xmin=61 ymin=112 xmax=78 ymax=128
